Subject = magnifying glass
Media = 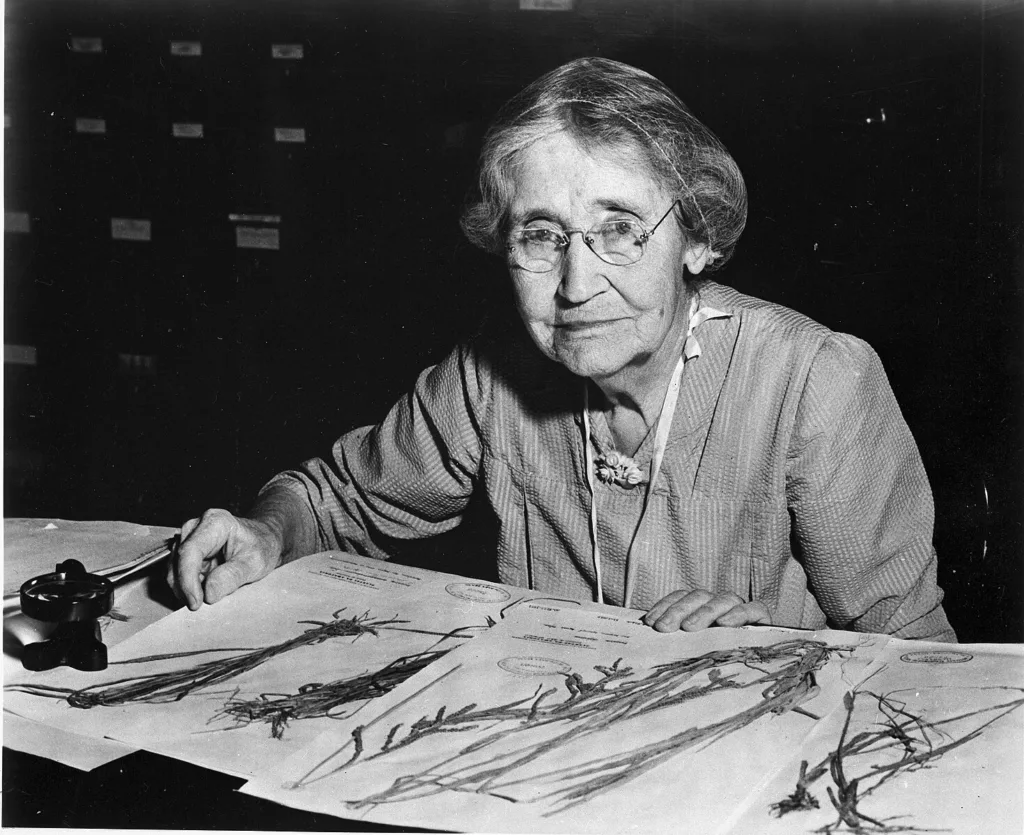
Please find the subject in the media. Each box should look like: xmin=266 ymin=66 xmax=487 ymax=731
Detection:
xmin=19 ymin=559 xmax=114 ymax=672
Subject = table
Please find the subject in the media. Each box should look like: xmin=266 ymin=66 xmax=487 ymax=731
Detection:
xmin=2 ymin=747 xmax=430 ymax=831
xmin=4 ymin=521 xmax=1022 ymax=834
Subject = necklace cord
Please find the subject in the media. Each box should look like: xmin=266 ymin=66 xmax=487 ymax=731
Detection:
xmin=581 ymin=389 xmax=604 ymax=605
xmin=582 ymin=295 xmax=732 ymax=610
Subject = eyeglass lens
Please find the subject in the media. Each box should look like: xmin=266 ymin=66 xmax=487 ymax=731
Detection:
xmin=511 ymin=220 xmax=646 ymax=273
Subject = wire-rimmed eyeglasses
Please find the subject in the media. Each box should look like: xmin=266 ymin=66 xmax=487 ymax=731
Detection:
xmin=506 ymin=199 xmax=686 ymax=274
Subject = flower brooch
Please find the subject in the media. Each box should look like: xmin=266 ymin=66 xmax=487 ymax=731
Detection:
xmin=594 ymin=450 xmax=647 ymax=488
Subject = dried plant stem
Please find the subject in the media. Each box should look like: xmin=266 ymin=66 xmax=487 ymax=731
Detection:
xmin=771 ymin=687 xmax=1024 ymax=833
xmin=213 ymin=647 xmax=452 ymax=739
xmin=7 ymin=610 xmax=404 ymax=709
xmin=328 ymin=638 xmax=844 ymax=814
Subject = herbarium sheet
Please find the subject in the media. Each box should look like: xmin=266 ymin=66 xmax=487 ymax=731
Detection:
xmin=243 ymin=600 xmax=894 ymax=833
xmin=5 ymin=552 xmax=562 ymax=778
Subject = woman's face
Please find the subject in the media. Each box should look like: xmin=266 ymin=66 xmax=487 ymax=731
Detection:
xmin=507 ymin=131 xmax=707 ymax=383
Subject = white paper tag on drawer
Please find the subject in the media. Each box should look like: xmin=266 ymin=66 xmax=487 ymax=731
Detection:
xmin=274 ymin=127 xmax=306 ymax=143
xmin=170 ymin=41 xmax=202 ymax=57
xmin=172 ymin=122 xmax=204 ymax=138
xmin=5 ymin=211 xmax=31 ymax=233
xmin=236 ymin=226 xmax=280 ymax=250
xmin=520 ymin=0 xmax=573 ymax=8
xmin=118 ymin=353 xmax=157 ymax=375
xmin=5 ymin=345 xmax=37 ymax=366
xmin=75 ymin=118 xmax=107 ymax=134
xmin=111 ymin=218 xmax=152 ymax=241
xmin=271 ymin=43 xmax=304 ymax=59
xmin=71 ymin=37 xmax=103 ymax=53
xmin=228 ymin=213 xmax=281 ymax=224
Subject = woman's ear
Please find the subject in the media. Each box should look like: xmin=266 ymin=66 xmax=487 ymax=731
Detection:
xmin=683 ymin=244 xmax=711 ymax=275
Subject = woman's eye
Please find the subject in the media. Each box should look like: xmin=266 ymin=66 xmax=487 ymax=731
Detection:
xmin=605 ymin=220 xmax=639 ymax=237
xmin=521 ymin=228 xmax=560 ymax=244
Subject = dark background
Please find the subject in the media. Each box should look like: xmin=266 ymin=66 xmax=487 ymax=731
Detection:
xmin=5 ymin=0 xmax=1022 ymax=642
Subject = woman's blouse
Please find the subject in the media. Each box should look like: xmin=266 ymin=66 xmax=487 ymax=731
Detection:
xmin=263 ymin=280 xmax=956 ymax=642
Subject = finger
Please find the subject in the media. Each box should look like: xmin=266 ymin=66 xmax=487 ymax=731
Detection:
xmin=167 ymin=518 xmax=201 ymax=603
xmin=181 ymin=517 xmax=201 ymax=539
xmin=679 ymin=592 xmax=746 ymax=632
xmin=650 ymin=590 xmax=716 ymax=632
xmin=176 ymin=510 xmax=234 ymax=610
xmin=713 ymin=601 xmax=772 ymax=628
xmin=203 ymin=556 xmax=262 ymax=605
xmin=642 ymin=589 xmax=696 ymax=626
xmin=166 ymin=556 xmax=178 ymax=600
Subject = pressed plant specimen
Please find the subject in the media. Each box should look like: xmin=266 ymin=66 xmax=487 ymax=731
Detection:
xmin=7 ymin=608 xmax=496 ymax=745
xmin=212 ymin=647 xmax=454 ymax=740
xmin=769 ymin=686 xmax=1024 ymax=833
xmin=7 ymin=610 xmax=408 ymax=709
xmin=204 ymin=601 xmax=565 ymax=739
xmin=294 ymin=637 xmax=851 ymax=817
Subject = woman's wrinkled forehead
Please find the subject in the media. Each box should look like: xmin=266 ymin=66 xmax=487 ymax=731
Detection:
xmin=506 ymin=131 xmax=667 ymax=217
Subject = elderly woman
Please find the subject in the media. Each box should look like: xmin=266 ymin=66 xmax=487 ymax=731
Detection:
xmin=170 ymin=57 xmax=955 ymax=642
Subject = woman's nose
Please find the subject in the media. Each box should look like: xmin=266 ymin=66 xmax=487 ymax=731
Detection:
xmin=557 ymin=233 xmax=605 ymax=304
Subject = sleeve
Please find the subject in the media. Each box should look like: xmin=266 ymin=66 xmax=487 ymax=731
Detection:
xmin=258 ymin=341 xmax=489 ymax=560
xmin=786 ymin=333 xmax=957 ymax=642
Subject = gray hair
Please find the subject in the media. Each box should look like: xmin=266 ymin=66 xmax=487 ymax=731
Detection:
xmin=460 ymin=57 xmax=747 ymax=271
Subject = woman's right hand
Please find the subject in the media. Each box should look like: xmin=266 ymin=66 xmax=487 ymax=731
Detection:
xmin=167 ymin=508 xmax=284 ymax=610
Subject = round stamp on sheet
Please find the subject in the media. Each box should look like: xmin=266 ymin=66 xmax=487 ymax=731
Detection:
xmin=498 ymin=656 xmax=571 ymax=677
xmin=900 ymin=650 xmax=974 ymax=664
xmin=445 ymin=582 xmax=512 ymax=603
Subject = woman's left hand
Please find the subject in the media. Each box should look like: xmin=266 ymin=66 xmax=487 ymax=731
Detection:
xmin=643 ymin=590 xmax=771 ymax=632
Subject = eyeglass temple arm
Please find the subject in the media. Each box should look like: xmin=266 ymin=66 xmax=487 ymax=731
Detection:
xmin=643 ymin=198 xmax=695 ymax=242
